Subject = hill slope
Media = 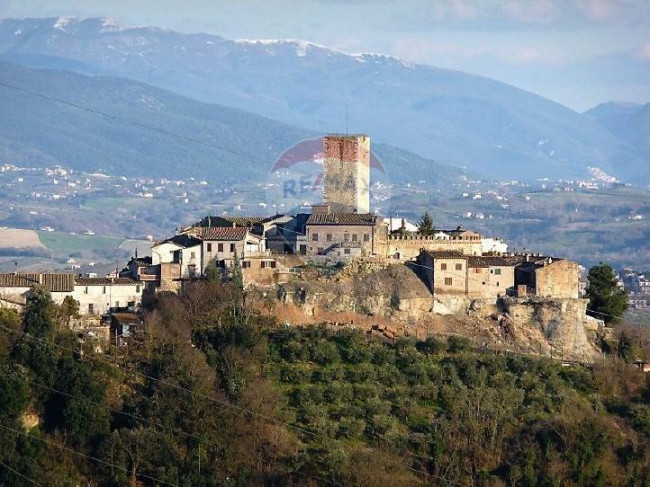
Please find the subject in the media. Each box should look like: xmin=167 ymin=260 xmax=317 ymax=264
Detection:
xmin=584 ymin=101 xmax=650 ymax=158
xmin=0 ymin=62 xmax=460 ymax=185
xmin=0 ymin=17 xmax=646 ymax=182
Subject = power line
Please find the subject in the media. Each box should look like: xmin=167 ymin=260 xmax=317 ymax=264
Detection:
xmin=0 ymin=324 xmax=428 ymax=483
xmin=0 ymin=459 xmax=42 ymax=486
xmin=23 ymin=378 xmax=335 ymax=486
xmin=0 ymin=423 xmax=179 ymax=487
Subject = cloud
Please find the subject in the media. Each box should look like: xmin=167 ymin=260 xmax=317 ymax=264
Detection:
xmin=635 ymin=42 xmax=650 ymax=60
xmin=502 ymin=0 xmax=558 ymax=23
xmin=574 ymin=0 xmax=618 ymax=20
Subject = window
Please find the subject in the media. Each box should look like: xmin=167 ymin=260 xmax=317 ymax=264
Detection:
xmin=242 ymin=261 xmax=251 ymax=269
xmin=270 ymin=261 xmax=276 ymax=269
xmin=115 ymin=301 xmax=120 ymax=307
xmin=344 ymin=234 xmax=350 ymax=242
xmin=317 ymin=247 xmax=325 ymax=255
xmin=496 ymin=282 xmax=500 ymax=287
xmin=230 ymin=243 xmax=235 ymax=252
xmin=482 ymin=281 xmax=486 ymax=285
xmin=326 ymin=233 xmax=332 ymax=242
xmin=207 ymin=243 xmax=212 ymax=252
xmin=218 ymin=243 xmax=224 ymax=252
xmin=136 ymin=285 xmax=141 ymax=293
xmin=455 ymin=263 xmax=462 ymax=271
xmin=494 ymin=268 xmax=502 ymax=275
xmin=352 ymin=234 xmax=358 ymax=242
xmin=441 ymin=263 xmax=447 ymax=270
xmin=85 ymin=286 xmax=89 ymax=294
xmin=444 ymin=277 xmax=453 ymax=286
xmin=363 ymin=234 xmax=370 ymax=242
xmin=312 ymin=233 xmax=319 ymax=242
xmin=102 ymin=286 xmax=106 ymax=294
xmin=344 ymin=248 xmax=351 ymax=255
xmin=88 ymin=304 xmax=94 ymax=315
xmin=261 ymin=261 xmax=267 ymax=269
xmin=190 ymin=251 xmax=196 ymax=259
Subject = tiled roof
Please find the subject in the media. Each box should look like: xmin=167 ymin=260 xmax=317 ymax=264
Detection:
xmin=422 ymin=250 xmax=467 ymax=259
xmin=197 ymin=216 xmax=263 ymax=228
xmin=307 ymin=213 xmax=376 ymax=225
xmin=0 ymin=273 xmax=75 ymax=292
xmin=155 ymin=234 xmax=203 ymax=248
xmin=188 ymin=227 xmax=250 ymax=241
xmin=75 ymin=277 xmax=140 ymax=286
xmin=467 ymin=256 xmax=513 ymax=268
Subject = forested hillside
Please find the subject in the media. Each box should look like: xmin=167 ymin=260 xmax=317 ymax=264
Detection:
xmin=1 ymin=281 xmax=649 ymax=485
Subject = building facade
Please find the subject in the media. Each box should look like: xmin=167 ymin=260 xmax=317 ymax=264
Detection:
xmin=305 ymin=211 xmax=388 ymax=258
xmin=323 ymin=135 xmax=370 ymax=214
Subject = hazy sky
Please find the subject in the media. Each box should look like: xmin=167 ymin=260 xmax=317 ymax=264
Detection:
xmin=1 ymin=0 xmax=648 ymax=111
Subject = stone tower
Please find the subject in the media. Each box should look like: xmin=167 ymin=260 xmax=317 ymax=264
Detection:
xmin=323 ymin=134 xmax=370 ymax=214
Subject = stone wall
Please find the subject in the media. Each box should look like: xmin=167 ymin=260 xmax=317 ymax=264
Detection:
xmin=388 ymin=236 xmax=483 ymax=260
xmin=467 ymin=266 xmax=514 ymax=298
xmin=535 ymin=260 xmax=580 ymax=299
xmin=323 ymin=135 xmax=370 ymax=214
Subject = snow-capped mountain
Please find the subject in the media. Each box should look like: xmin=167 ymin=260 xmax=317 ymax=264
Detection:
xmin=0 ymin=17 xmax=646 ymax=182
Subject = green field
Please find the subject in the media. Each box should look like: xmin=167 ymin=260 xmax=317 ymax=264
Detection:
xmin=37 ymin=231 xmax=124 ymax=255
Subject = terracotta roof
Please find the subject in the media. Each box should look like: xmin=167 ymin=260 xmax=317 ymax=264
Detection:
xmin=188 ymin=227 xmax=250 ymax=241
xmin=197 ymin=216 xmax=263 ymax=228
xmin=467 ymin=256 xmax=513 ymax=268
xmin=75 ymin=277 xmax=140 ymax=286
xmin=422 ymin=250 xmax=467 ymax=259
xmin=0 ymin=273 xmax=75 ymax=292
xmin=307 ymin=213 xmax=376 ymax=225
xmin=111 ymin=312 xmax=142 ymax=324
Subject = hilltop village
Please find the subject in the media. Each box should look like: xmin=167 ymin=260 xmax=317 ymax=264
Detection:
xmin=0 ymin=135 xmax=604 ymax=360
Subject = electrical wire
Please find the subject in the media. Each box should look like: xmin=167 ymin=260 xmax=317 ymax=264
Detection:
xmin=0 ymin=459 xmax=42 ymax=486
xmin=0 ymin=423 xmax=179 ymax=487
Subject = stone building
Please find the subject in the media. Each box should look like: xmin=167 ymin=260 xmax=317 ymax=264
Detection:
xmin=323 ymin=134 xmax=370 ymax=214
xmin=185 ymin=226 xmax=266 ymax=271
xmin=305 ymin=210 xmax=388 ymax=258
xmin=388 ymin=228 xmax=483 ymax=260
xmin=415 ymin=250 xmax=515 ymax=298
xmin=514 ymin=256 xmax=581 ymax=299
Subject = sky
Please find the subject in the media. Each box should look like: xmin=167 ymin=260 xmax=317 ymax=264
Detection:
xmin=1 ymin=0 xmax=648 ymax=111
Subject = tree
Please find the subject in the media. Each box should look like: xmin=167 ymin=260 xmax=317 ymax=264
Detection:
xmin=56 ymin=296 xmax=80 ymax=332
xmin=23 ymin=286 xmax=55 ymax=338
xmin=204 ymin=257 xmax=222 ymax=283
xmin=416 ymin=212 xmax=434 ymax=236
xmin=230 ymin=249 xmax=244 ymax=290
xmin=586 ymin=264 xmax=628 ymax=324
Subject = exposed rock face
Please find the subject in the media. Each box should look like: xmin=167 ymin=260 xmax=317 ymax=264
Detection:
xmin=499 ymin=297 xmax=599 ymax=362
xmin=265 ymin=262 xmax=600 ymax=362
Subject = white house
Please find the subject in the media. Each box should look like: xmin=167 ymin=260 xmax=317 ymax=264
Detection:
xmin=0 ymin=273 xmax=144 ymax=316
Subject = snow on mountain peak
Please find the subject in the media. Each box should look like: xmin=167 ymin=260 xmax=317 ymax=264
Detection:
xmin=100 ymin=17 xmax=132 ymax=33
xmin=53 ymin=16 xmax=77 ymax=31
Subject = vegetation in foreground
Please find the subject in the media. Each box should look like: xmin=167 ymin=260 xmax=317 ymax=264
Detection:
xmin=1 ymin=281 xmax=649 ymax=486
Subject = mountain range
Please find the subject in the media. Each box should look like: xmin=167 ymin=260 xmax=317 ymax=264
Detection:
xmin=584 ymin=102 xmax=650 ymax=158
xmin=0 ymin=61 xmax=460 ymax=185
xmin=0 ymin=17 xmax=647 ymax=183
